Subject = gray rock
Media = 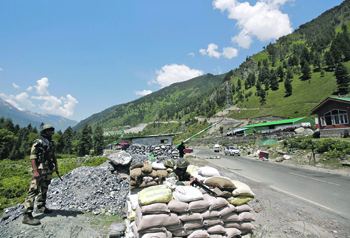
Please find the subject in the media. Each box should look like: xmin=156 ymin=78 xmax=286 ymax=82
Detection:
xmin=108 ymin=223 xmax=126 ymax=237
xmin=275 ymin=157 xmax=283 ymax=162
xmin=108 ymin=151 xmax=132 ymax=166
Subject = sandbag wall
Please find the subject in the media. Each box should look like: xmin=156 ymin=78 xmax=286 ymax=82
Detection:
xmin=125 ymin=166 xmax=256 ymax=238
xmin=129 ymin=160 xmax=174 ymax=190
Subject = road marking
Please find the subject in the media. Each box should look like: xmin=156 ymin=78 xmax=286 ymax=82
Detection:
xmin=270 ymin=186 xmax=342 ymax=214
xmin=289 ymin=172 xmax=340 ymax=186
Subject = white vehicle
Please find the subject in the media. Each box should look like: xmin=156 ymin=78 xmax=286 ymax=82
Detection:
xmin=214 ymin=144 xmax=220 ymax=152
xmin=224 ymin=146 xmax=240 ymax=156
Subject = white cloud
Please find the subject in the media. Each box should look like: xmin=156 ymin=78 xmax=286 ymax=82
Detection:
xmin=0 ymin=68 xmax=3 ymax=71
xmin=34 ymin=77 xmax=50 ymax=95
xmin=200 ymin=43 xmax=221 ymax=58
xmin=222 ymin=47 xmax=239 ymax=59
xmin=213 ymin=0 xmax=293 ymax=49
xmin=12 ymin=92 xmax=35 ymax=107
xmin=200 ymin=44 xmax=238 ymax=59
xmin=27 ymin=86 xmax=33 ymax=91
xmin=12 ymin=83 xmax=20 ymax=89
xmin=135 ymin=90 xmax=153 ymax=96
xmin=32 ymin=94 xmax=78 ymax=117
xmin=0 ymin=93 xmax=7 ymax=98
xmin=150 ymin=64 xmax=204 ymax=88
xmin=188 ymin=53 xmax=195 ymax=57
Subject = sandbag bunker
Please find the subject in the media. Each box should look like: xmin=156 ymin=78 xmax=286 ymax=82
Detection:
xmin=126 ymin=164 xmax=256 ymax=238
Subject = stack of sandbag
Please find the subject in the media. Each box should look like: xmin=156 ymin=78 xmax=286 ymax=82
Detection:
xmin=191 ymin=166 xmax=221 ymax=182
xmin=129 ymin=162 xmax=172 ymax=190
xmin=126 ymin=180 xmax=256 ymax=238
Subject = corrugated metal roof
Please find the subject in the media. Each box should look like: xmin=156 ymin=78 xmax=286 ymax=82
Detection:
xmin=244 ymin=117 xmax=306 ymax=128
xmin=330 ymin=97 xmax=350 ymax=102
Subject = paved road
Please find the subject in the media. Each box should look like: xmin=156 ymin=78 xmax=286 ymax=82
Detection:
xmin=194 ymin=148 xmax=350 ymax=220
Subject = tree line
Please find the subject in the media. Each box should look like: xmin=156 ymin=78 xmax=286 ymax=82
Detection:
xmin=0 ymin=117 xmax=106 ymax=161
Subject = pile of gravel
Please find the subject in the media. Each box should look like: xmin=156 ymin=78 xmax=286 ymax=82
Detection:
xmin=0 ymin=145 xmax=179 ymax=228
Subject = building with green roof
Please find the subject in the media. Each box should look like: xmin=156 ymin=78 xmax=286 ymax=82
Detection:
xmin=236 ymin=117 xmax=315 ymax=134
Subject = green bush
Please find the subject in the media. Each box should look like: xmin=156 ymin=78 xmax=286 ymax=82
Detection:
xmin=84 ymin=157 xmax=108 ymax=167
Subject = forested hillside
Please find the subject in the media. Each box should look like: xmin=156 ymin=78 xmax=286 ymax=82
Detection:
xmin=74 ymin=73 xmax=225 ymax=131
xmin=75 ymin=0 xmax=350 ymax=132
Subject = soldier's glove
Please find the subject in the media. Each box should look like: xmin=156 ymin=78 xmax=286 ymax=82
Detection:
xmin=33 ymin=170 xmax=40 ymax=180
xmin=52 ymin=163 xmax=58 ymax=172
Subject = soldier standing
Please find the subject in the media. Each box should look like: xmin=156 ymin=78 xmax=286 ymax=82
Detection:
xmin=177 ymin=142 xmax=186 ymax=158
xmin=22 ymin=124 xmax=58 ymax=225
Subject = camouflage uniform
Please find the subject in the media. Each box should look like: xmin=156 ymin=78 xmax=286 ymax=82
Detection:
xmin=24 ymin=133 xmax=56 ymax=214
xmin=168 ymin=157 xmax=193 ymax=186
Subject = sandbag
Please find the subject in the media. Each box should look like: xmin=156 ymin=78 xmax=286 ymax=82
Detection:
xmin=227 ymin=196 xmax=254 ymax=206
xmin=139 ymin=181 xmax=158 ymax=188
xmin=141 ymin=164 xmax=153 ymax=174
xmin=167 ymin=199 xmax=189 ymax=213
xmin=142 ymin=170 xmax=158 ymax=178
xmin=200 ymin=210 xmax=221 ymax=219
xmin=188 ymin=198 xmax=210 ymax=212
xmin=231 ymin=180 xmax=254 ymax=197
xmin=130 ymin=168 xmax=142 ymax=180
xmin=186 ymin=165 xmax=199 ymax=175
xmin=178 ymin=212 xmax=202 ymax=222
xmin=209 ymin=235 xmax=223 ymax=238
xmin=135 ymin=206 xmax=180 ymax=231
xmin=206 ymin=225 xmax=226 ymax=234
xmin=221 ymin=213 xmax=240 ymax=222
xmin=197 ymin=166 xmax=220 ymax=177
xmin=239 ymin=212 xmax=256 ymax=222
xmin=188 ymin=230 xmax=210 ymax=238
xmin=183 ymin=220 xmax=204 ymax=230
xmin=235 ymin=204 xmax=252 ymax=213
xmin=203 ymin=218 xmax=223 ymax=227
xmin=205 ymin=177 xmax=236 ymax=192
xmin=224 ymin=222 xmax=240 ymax=229
xmin=138 ymin=185 xmax=173 ymax=205
xmin=218 ymin=204 xmax=236 ymax=216
xmin=156 ymin=170 xmax=168 ymax=181
xmin=171 ymin=229 xmax=193 ymax=237
xmin=213 ymin=187 xmax=232 ymax=198
xmin=127 ymin=209 xmax=135 ymax=221
xmin=130 ymin=163 xmax=144 ymax=170
xmin=138 ymin=227 xmax=167 ymax=234
xmin=203 ymin=194 xmax=229 ymax=210
xmin=152 ymin=162 xmax=166 ymax=170
xmin=130 ymin=179 xmax=138 ymax=186
xmin=165 ymin=222 xmax=184 ymax=231
xmin=173 ymin=186 xmax=203 ymax=203
xmin=225 ymin=228 xmax=242 ymax=238
xmin=139 ymin=230 xmax=172 ymax=238
xmin=240 ymin=221 xmax=255 ymax=231
xmin=141 ymin=203 xmax=170 ymax=214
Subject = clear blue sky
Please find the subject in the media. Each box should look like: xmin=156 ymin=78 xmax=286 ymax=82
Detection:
xmin=0 ymin=0 xmax=344 ymax=122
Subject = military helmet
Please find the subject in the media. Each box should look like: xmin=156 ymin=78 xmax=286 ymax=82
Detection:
xmin=176 ymin=157 xmax=190 ymax=169
xmin=164 ymin=158 xmax=175 ymax=168
xmin=41 ymin=124 xmax=55 ymax=133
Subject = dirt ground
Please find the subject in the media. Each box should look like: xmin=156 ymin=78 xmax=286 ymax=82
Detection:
xmin=188 ymin=155 xmax=350 ymax=238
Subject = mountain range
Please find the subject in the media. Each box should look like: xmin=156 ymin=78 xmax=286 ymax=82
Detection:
xmin=0 ymin=97 xmax=78 ymax=131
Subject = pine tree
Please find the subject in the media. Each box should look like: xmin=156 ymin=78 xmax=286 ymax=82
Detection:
xmin=237 ymin=79 xmax=241 ymax=90
xmin=277 ymin=66 xmax=284 ymax=82
xmin=284 ymin=77 xmax=292 ymax=96
xmin=270 ymin=71 xmax=279 ymax=90
xmin=93 ymin=125 xmax=104 ymax=155
xmin=286 ymin=67 xmax=293 ymax=80
xmin=77 ymin=124 xmax=93 ymax=156
xmin=324 ymin=51 xmax=335 ymax=70
xmin=301 ymin=61 xmax=311 ymax=80
xmin=62 ymin=126 xmax=73 ymax=154
xmin=334 ymin=62 xmax=350 ymax=94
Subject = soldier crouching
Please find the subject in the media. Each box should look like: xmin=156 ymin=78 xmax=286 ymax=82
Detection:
xmin=23 ymin=124 xmax=58 ymax=225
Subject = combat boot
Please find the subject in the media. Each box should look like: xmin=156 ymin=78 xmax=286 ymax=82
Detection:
xmin=22 ymin=213 xmax=41 ymax=225
xmin=37 ymin=206 xmax=52 ymax=214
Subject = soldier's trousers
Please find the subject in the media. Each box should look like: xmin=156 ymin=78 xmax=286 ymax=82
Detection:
xmin=24 ymin=169 xmax=52 ymax=214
